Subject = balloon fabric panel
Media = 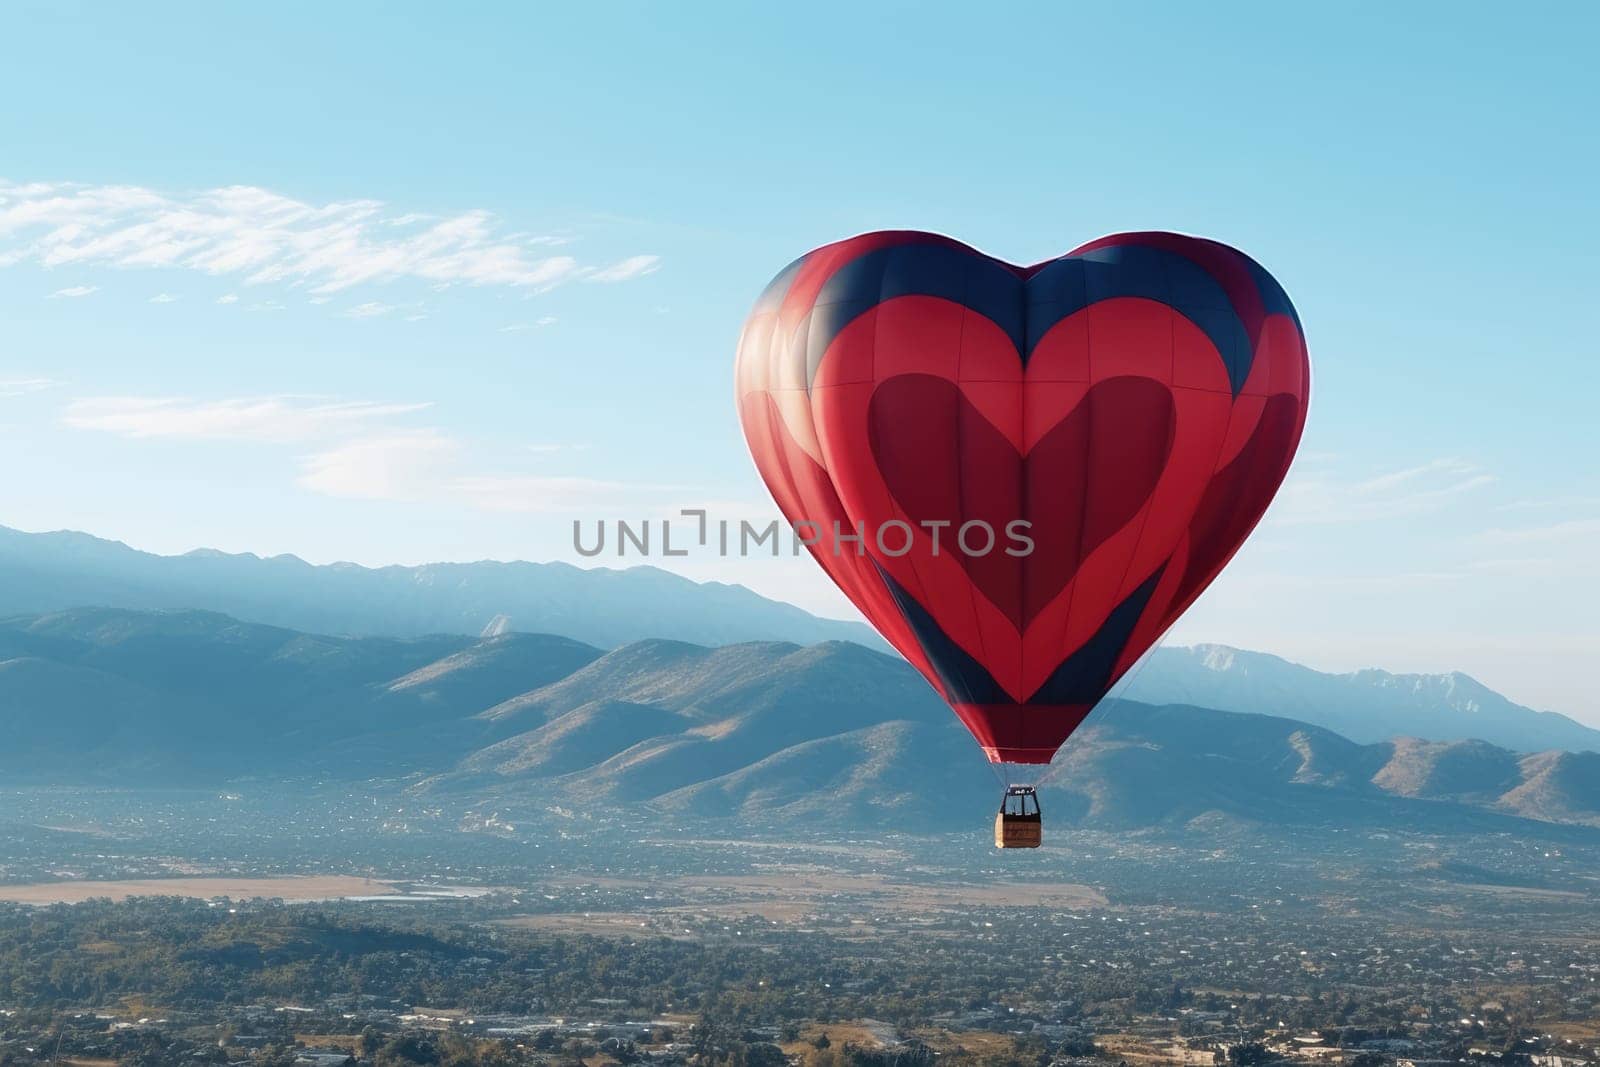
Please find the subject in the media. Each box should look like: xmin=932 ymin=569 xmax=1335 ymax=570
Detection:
xmin=735 ymin=231 xmax=1309 ymax=764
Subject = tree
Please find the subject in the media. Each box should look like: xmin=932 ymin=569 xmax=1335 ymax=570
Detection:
xmin=1225 ymin=1043 xmax=1274 ymax=1067
xmin=740 ymin=1043 xmax=788 ymax=1067
xmin=358 ymin=1025 xmax=384 ymax=1058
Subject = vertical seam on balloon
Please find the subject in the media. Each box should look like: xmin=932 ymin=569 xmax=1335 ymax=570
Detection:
xmin=794 ymin=287 xmax=856 ymax=614
xmin=1054 ymin=277 xmax=1094 ymax=702
xmin=1015 ymin=262 xmax=1030 ymax=707
xmin=779 ymin=314 xmax=819 ymax=576
xmin=1186 ymin=398 xmax=1290 ymax=623
xmin=1098 ymin=263 xmax=1179 ymax=688
xmin=952 ymin=258 xmax=996 ymax=706
xmin=830 ymin=255 xmax=914 ymax=660
xmin=1173 ymin=259 xmax=1264 ymax=628
xmin=751 ymin=312 xmax=793 ymax=526
xmin=872 ymin=263 xmax=952 ymax=699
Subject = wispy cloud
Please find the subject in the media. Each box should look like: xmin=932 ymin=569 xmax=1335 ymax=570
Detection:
xmin=344 ymin=301 xmax=394 ymax=319
xmin=1494 ymin=493 xmax=1600 ymax=513
xmin=0 ymin=377 xmax=62 ymax=398
xmin=450 ymin=473 xmax=684 ymax=513
xmin=583 ymin=254 xmax=659 ymax=283
xmin=1220 ymin=569 xmax=1465 ymax=591
xmin=60 ymin=387 xmax=669 ymax=514
xmin=63 ymin=395 xmax=430 ymax=443
xmin=1272 ymin=456 xmax=1495 ymax=526
xmin=149 ymin=292 xmax=178 ymax=303
xmin=47 ymin=284 xmax=97 ymax=298
xmin=0 ymin=180 xmax=659 ymax=296
xmin=1475 ymin=517 xmax=1600 ymax=546
xmin=1467 ymin=554 xmax=1600 ymax=581
xmin=498 ymin=316 xmax=557 ymax=333
xmin=297 ymin=430 xmax=461 ymax=502
xmin=216 ymin=293 xmax=238 ymax=304
xmin=1352 ymin=457 xmax=1483 ymax=494
xmin=299 ymin=433 xmax=682 ymax=513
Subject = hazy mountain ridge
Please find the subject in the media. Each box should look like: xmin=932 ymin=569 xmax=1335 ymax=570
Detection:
xmin=5 ymin=524 xmax=1593 ymax=755
xmin=0 ymin=524 xmax=880 ymax=650
xmin=1130 ymin=643 xmax=1599 ymax=754
xmin=1 ymin=607 xmax=1595 ymax=835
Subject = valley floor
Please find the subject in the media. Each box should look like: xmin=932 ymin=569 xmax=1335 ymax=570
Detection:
xmin=1 ymin=785 xmax=1598 ymax=1066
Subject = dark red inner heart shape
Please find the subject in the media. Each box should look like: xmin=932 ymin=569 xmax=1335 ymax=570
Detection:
xmin=868 ymin=373 xmax=1175 ymax=632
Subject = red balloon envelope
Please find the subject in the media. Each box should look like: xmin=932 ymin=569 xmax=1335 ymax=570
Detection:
xmin=735 ymin=231 xmax=1309 ymax=764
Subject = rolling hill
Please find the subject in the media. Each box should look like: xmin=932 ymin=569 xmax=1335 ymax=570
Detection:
xmin=0 ymin=523 xmax=879 ymax=650
xmin=5 ymin=523 xmax=1593 ymax=756
xmin=1 ymin=607 xmax=1596 ymax=836
xmin=1128 ymin=644 xmax=1600 ymax=754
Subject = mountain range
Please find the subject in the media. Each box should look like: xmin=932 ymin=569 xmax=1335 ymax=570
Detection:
xmin=2 ymin=606 xmax=1596 ymax=836
xmin=2 ymin=523 xmax=1595 ymax=755
xmin=1128 ymin=645 xmax=1600 ymax=754
xmin=0 ymin=523 xmax=879 ymax=650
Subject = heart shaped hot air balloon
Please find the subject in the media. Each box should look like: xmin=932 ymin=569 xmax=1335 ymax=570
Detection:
xmin=734 ymin=231 xmax=1309 ymax=783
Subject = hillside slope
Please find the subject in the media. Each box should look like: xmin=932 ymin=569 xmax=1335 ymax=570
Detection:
xmin=0 ymin=524 xmax=879 ymax=650
xmin=1130 ymin=644 xmax=1600 ymax=753
xmin=2 ymin=608 xmax=1595 ymax=835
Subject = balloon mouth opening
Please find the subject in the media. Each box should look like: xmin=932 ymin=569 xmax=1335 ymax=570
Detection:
xmin=950 ymin=702 xmax=1088 ymax=768
xmin=990 ymin=759 xmax=1058 ymax=794
xmin=982 ymin=746 xmax=1059 ymax=765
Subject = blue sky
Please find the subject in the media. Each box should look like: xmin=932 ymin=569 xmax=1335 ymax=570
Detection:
xmin=2 ymin=3 xmax=1596 ymax=723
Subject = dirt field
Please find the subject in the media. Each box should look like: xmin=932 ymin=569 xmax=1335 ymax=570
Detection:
xmin=668 ymin=872 xmax=1106 ymax=907
xmin=293 ymin=1034 xmax=363 ymax=1050
xmin=1095 ymin=1034 xmax=1209 ymax=1065
xmin=0 ymin=875 xmax=399 ymax=904
xmin=501 ymin=912 xmax=696 ymax=938
xmin=543 ymin=870 xmax=1105 ymax=910
xmin=780 ymin=1020 xmax=901 ymax=1053
xmin=499 ymin=870 xmax=1105 ymax=938
xmin=913 ymin=1029 xmax=1025 ymax=1056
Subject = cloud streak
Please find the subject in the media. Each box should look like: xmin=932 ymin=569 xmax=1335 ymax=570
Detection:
xmin=1475 ymin=517 xmax=1600 ymax=546
xmin=499 ymin=316 xmax=557 ymax=333
xmin=1271 ymin=456 xmax=1495 ymax=526
xmin=0 ymin=181 xmax=658 ymax=296
xmin=299 ymin=432 xmax=688 ymax=513
xmin=0 ymin=377 xmax=62 ymax=398
xmin=63 ymin=395 xmax=431 ymax=443
xmin=297 ymin=429 xmax=461 ymax=502
xmin=59 ymin=389 xmax=682 ymax=514
xmin=583 ymin=254 xmax=659 ymax=283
